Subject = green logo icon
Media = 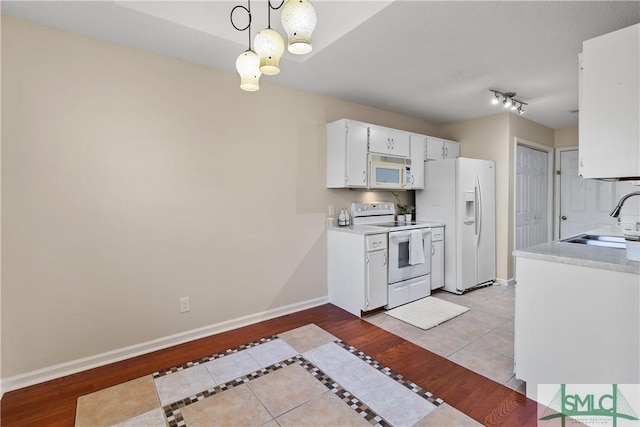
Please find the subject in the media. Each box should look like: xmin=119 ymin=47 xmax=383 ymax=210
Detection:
xmin=539 ymin=384 xmax=639 ymax=427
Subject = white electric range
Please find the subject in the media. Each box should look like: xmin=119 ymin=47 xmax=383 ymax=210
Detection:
xmin=350 ymin=202 xmax=434 ymax=309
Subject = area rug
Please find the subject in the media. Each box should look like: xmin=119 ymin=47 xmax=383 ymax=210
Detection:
xmin=385 ymin=297 xmax=470 ymax=330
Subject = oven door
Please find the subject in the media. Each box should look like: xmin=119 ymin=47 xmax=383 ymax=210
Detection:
xmin=388 ymin=229 xmax=431 ymax=284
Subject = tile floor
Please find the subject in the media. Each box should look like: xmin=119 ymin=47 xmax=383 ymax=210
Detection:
xmin=75 ymin=324 xmax=482 ymax=426
xmin=364 ymin=283 xmax=525 ymax=395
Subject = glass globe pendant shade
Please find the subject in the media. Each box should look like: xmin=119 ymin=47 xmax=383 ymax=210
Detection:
xmin=254 ymin=28 xmax=285 ymax=75
xmin=280 ymin=0 xmax=317 ymax=55
xmin=236 ymin=49 xmax=261 ymax=91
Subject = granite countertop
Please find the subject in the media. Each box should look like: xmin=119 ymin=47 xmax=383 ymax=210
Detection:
xmin=513 ymin=225 xmax=640 ymax=274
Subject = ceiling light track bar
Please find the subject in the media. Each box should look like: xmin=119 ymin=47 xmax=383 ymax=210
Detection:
xmin=489 ymin=89 xmax=528 ymax=114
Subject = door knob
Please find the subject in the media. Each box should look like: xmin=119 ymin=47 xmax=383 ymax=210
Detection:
xmin=561 ymin=216 xmax=567 ymax=221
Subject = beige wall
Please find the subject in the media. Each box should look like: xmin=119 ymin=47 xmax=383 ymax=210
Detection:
xmin=0 ymin=16 xmax=430 ymax=378
xmin=554 ymin=126 xmax=579 ymax=148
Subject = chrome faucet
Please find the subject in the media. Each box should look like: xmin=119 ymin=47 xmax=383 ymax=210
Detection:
xmin=610 ymin=191 xmax=640 ymax=218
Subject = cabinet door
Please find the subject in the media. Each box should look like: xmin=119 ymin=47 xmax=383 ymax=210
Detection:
xmin=387 ymin=129 xmax=410 ymax=157
xmin=346 ymin=122 xmax=369 ymax=187
xmin=369 ymin=126 xmax=410 ymax=157
xmin=425 ymin=137 xmax=444 ymax=160
xmin=368 ymin=125 xmax=392 ymax=155
xmin=579 ymin=24 xmax=639 ymax=178
xmin=443 ymin=140 xmax=460 ymax=159
xmin=365 ymin=250 xmax=388 ymax=310
xmin=409 ymin=135 xmax=425 ymax=189
xmin=431 ymin=240 xmax=444 ymax=290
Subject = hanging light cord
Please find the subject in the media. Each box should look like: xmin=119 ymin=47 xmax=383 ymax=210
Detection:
xmin=267 ymin=0 xmax=285 ymax=28
xmin=231 ymin=0 xmax=253 ymax=49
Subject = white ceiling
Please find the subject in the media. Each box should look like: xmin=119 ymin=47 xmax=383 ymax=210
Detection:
xmin=2 ymin=1 xmax=639 ymax=129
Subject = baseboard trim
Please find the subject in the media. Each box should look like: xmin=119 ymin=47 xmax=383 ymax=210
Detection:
xmin=0 ymin=296 xmax=329 ymax=395
xmin=495 ymin=277 xmax=516 ymax=286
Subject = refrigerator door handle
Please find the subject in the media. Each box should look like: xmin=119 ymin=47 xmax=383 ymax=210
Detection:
xmin=474 ymin=184 xmax=479 ymax=237
xmin=477 ymin=175 xmax=483 ymax=243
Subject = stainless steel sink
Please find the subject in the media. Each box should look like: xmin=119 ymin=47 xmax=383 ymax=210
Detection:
xmin=561 ymin=234 xmax=626 ymax=249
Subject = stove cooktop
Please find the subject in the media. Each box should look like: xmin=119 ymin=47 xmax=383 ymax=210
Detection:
xmin=371 ymin=221 xmax=430 ymax=228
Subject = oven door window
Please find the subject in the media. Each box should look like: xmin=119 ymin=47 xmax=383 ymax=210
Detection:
xmin=397 ymin=241 xmax=410 ymax=268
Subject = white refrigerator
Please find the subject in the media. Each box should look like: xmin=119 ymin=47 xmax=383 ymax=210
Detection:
xmin=416 ymin=157 xmax=496 ymax=293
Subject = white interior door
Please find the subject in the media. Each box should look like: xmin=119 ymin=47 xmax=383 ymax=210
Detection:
xmin=516 ymin=145 xmax=549 ymax=250
xmin=559 ymin=149 xmax=630 ymax=238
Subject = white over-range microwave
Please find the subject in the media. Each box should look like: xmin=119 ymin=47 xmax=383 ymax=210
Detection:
xmin=369 ymin=154 xmax=411 ymax=190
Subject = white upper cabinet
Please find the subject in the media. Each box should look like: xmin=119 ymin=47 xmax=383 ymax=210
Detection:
xmin=579 ymin=23 xmax=639 ymax=179
xmin=408 ymin=135 xmax=426 ymax=189
xmin=425 ymin=137 xmax=460 ymax=160
xmin=326 ymin=119 xmax=368 ymax=188
xmin=368 ymin=125 xmax=410 ymax=157
xmin=327 ymin=119 xmax=430 ymax=190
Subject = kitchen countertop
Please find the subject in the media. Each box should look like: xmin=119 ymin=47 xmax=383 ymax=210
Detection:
xmin=328 ymin=221 xmax=446 ymax=235
xmin=513 ymin=225 xmax=640 ymax=274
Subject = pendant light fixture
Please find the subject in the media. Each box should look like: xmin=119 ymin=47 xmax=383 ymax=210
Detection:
xmin=236 ymin=50 xmax=261 ymax=91
xmin=280 ymin=0 xmax=317 ymax=55
xmin=231 ymin=0 xmax=261 ymax=91
xmin=230 ymin=0 xmax=317 ymax=90
xmin=254 ymin=1 xmax=285 ymax=75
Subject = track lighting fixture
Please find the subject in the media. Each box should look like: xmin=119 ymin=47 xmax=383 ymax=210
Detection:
xmin=489 ymin=89 xmax=528 ymax=115
xmin=231 ymin=0 xmax=317 ymax=91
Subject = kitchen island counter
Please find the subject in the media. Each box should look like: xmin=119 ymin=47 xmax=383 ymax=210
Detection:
xmin=513 ymin=225 xmax=639 ymax=402
xmin=513 ymin=225 xmax=640 ymax=274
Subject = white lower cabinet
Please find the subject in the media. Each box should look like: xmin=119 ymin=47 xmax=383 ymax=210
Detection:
xmin=366 ymin=248 xmax=388 ymax=310
xmin=327 ymin=230 xmax=388 ymax=317
xmin=430 ymin=227 xmax=444 ymax=290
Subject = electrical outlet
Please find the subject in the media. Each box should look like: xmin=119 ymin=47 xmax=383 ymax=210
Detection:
xmin=179 ymin=296 xmax=191 ymax=313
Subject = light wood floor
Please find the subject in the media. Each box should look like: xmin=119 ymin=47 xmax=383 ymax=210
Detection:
xmin=0 ymin=303 xmax=538 ymax=426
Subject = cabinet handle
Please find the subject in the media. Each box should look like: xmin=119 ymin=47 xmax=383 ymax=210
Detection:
xmin=372 ymin=241 xmax=381 ymax=248
xmin=561 ymin=215 xmax=568 ymax=221
xmin=366 ymin=256 xmax=369 ymax=264
xmin=387 ymin=138 xmax=391 ymax=149
xmin=362 ymin=171 xmax=366 ymax=182
xmin=441 ymin=146 xmax=445 ymax=158
xmin=391 ymin=138 xmax=394 ymax=149
xmin=411 ymin=174 xmax=414 ymax=184
xmin=383 ymin=252 xmax=387 ymax=266
xmin=445 ymin=147 xmax=448 ymax=157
